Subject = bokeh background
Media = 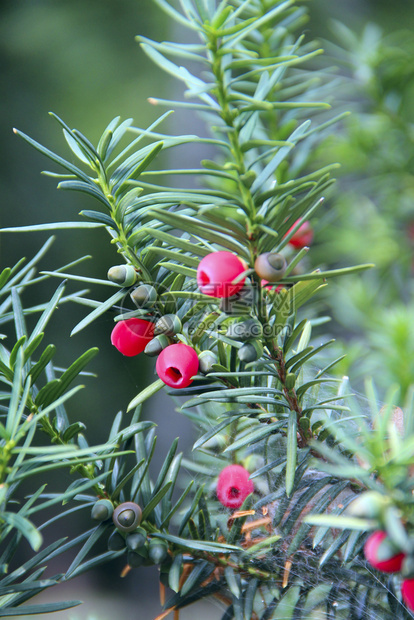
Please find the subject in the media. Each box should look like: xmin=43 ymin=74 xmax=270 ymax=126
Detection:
xmin=1 ymin=0 xmax=414 ymax=617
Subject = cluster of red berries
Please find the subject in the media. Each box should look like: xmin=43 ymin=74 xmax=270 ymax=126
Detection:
xmin=108 ymin=218 xmax=312 ymax=387
xmin=111 ymin=319 xmax=199 ymax=389
xmin=106 ymin=223 xmax=316 ymax=562
xmin=109 ymin=251 xmax=247 ymax=389
xmin=364 ymin=530 xmax=414 ymax=610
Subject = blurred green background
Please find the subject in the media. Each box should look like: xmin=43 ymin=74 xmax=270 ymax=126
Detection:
xmin=1 ymin=0 xmax=414 ymax=617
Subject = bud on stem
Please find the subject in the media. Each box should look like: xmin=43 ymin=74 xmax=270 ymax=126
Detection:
xmin=238 ymin=340 xmax=263 ymax=362
xmin=107 ymin=264 xmax=137 ymax=287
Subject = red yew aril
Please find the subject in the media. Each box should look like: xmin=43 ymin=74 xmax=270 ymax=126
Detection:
xmin=402 ymin=578 xmax=414 ymax=611
xmin=364 ymin=530 xmax=405 ymax=573
xmin=197 ymin=251 xmax=246 ymax=298
xmin=111 ymin=319 xmax=155 ymax=357
xmin=217 ymin=464 xmax=254 ymax=509
xmin=286 ymin=219 xmax=313 ymax=249
xmin=261 ymin=279 xmax=284 ymax=293
xmin=156 ymin=343 xmax=199 ymax=389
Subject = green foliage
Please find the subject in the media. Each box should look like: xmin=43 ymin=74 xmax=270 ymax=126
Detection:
xmin=0 ymin=246 xmax=143 ymax=614
xmin=311 ymin=22 xmax=414 ymax=403
xmin=305 ymin=382 xmax=414 ymax=614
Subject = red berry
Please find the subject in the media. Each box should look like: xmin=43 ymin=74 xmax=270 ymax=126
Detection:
xmin=217 ymin=464 xmax=254 ymax=509
xmin=261 ymin=279 xmax=283 ymax=293
xmin=197 ymin=251 xmax=246 ymax=298
xmin=156 ymin=343 xmax=199 ymax=389
xmin=111 ymin=319 xmax=155 ymax=357
xmin=286 ymin=219 xmax=313 ymax=249
xmin=364 ymin=531 xmax=405 ymax=573
xmin=402 ymin=578 xmax=414 ymax=610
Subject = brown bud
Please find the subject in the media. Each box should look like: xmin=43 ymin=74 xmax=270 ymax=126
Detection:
xmin=112 ymin=502 xmax=142 ymax=533
xmin=254 ymin=253 xmax=287 ymax=282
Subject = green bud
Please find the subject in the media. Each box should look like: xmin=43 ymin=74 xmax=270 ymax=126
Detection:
xmin=299 ymin=416 xmax=310 ymax=431
xmin=126 ymin=528 xmax=147 ymax=551
xmin=112 ymin=502 xmax=142 ymax=533
xmin=238 ymin=340 xmax=263 ymax=363
xmin=311 ymin=420 xmax=324 ymax=433
xmin=226 ymin=318 xmax=263 ymax=342
xmin=198 ymin=350 xmax=218 ymax=374
xmin=127 ymin=541 xmax=151 ymax=567
xmin=130 ymin=284 xmax=157 ymax=308
xmin=127 ymin=550 xmax=146 ymax=568
xmin=154 ymin=314 xmax=182 ymax=336
xmin=107 ymin=530 xmax=125 ymax=551
xmin=148 ymin=538 xmax=168 ymax=564
xmin=254 ymin=252 xmax=287 ymax=283
xmin=348 ymin=492 xmax=390 ymax=519
xmin=91 ymin=499 xmax=114 ymax=522
xmin=107 ymin=264 xmax=137 ymax=287
xmin=317 ymin=429 xmax=330 ymax=442
xmin=144 ymin=334 xmax=171 ymax=357
xmin=285 ymin=373 xmax=296 ymax=391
